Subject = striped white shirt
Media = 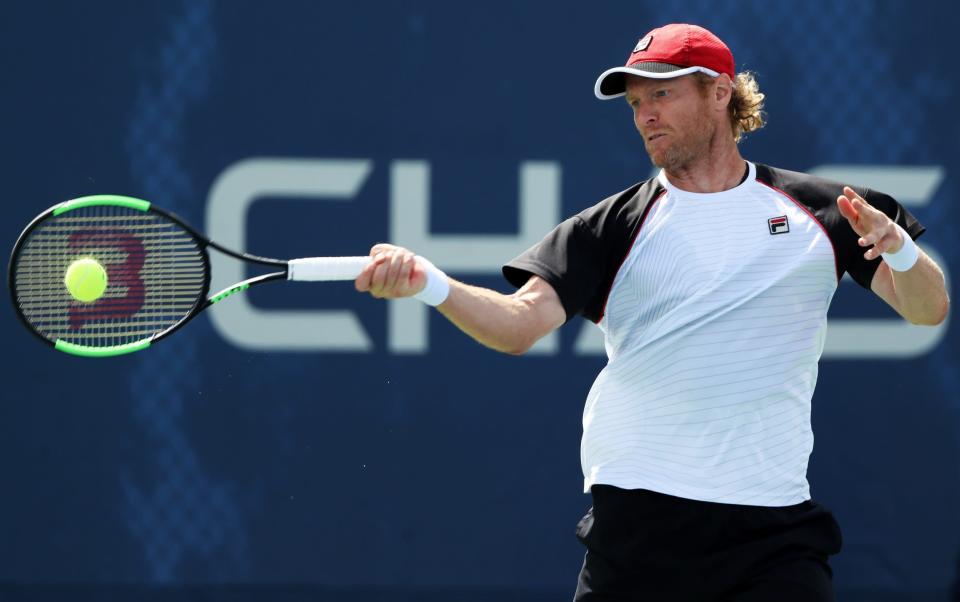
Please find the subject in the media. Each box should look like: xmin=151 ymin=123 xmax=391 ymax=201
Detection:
xmin=505 ymin=161 xmax=923 ymax=507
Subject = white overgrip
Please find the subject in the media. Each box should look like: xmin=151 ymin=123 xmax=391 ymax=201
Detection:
xmin=287 ymin=256 xmax=371 ymax=281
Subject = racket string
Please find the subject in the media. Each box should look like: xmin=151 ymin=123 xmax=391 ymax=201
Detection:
xmin=13 ymin=205 xmax=207 ymax=348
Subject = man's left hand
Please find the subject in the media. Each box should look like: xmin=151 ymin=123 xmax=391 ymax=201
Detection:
xmin=836 ymin=186 xmax=902 ymax=260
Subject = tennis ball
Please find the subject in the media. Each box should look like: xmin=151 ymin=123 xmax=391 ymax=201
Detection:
xmin=64 ymin=258 xmax=108 ymax=303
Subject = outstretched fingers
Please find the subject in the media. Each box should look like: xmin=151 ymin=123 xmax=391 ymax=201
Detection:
xmin=836 ymin=187 xmax=903 ymax=258
xmin=836 ymin=192 xmax=859 ymax=225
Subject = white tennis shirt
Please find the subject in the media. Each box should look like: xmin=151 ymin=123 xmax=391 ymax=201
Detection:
xmin=585 ymin=163 xmax=837 ymax=505
xmin=505 ymin=161 xmax=923 ymax=507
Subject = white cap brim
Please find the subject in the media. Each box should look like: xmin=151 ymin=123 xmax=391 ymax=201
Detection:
xmin=594 ymin=65 xmax=721 ymax=100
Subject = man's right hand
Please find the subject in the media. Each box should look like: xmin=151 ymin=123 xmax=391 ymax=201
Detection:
xmin=355 ymin=243 xmax=428 ymax=299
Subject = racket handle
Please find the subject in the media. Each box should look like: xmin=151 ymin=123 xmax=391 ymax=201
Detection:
xmin=287 ymin=256 xmax=371 ymax=281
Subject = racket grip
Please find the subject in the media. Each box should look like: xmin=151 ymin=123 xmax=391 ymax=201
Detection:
xmin=287 ymin=256 xmax=371 ymax=281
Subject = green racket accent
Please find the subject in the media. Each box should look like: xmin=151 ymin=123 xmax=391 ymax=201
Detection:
xmin=210 ymin=283 xmax=249 ymax=304
xmin=55 ymin=339 xmax=152 ymax=357
xmin=13 ymin=202 xmax=207 ymax=355
xmin=53 ymin=195 xmax=151 ymax=216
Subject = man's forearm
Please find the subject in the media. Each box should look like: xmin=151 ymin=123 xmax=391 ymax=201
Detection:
xmin=436 ymin=278 xmax=566 ymax=355
xmin=886 ymin=251 xmax=950 ymax=325
xmin=354 ymin=244 xmax=567 ymax=352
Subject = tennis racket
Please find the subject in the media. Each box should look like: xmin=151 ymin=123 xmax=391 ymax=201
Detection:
xmin=8 ymin=194 xmax=371 ymax=357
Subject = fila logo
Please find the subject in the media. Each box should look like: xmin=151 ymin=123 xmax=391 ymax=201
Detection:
xmin=768 ymin=215 xmax=789 ymax=235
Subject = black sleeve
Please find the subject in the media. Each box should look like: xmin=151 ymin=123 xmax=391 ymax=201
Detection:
xmin=754 ymin=164 xmax=927 ymax=291
xmin=502 ymin=179 xmax=662 ymax=323
xmin=837 ymin=187 xmax=926 ymax=289
xmin=502 ymin=216 xmax=606 ymax=323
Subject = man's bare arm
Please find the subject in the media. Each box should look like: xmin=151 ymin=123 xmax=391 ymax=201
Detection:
xmin=436 ymin=276 xmax=566 ymax=354
xmin=870 ymin=253 xmax=948 ymax=325
xmin=837 ymin=187 xmax=949 ymax=325
xmin=355 ymin=243 xmax=566 ymax=354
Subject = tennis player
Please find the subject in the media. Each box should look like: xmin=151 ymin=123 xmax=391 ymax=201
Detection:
xmin=356 ymin=23 xmax=949 ymax=601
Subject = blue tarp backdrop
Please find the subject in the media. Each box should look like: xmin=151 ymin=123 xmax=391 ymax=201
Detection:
xmin=2 ymin=1 xmax=958 ymax=600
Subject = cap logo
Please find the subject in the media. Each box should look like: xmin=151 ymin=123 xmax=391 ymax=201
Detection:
xmin=633 ymin=35 xmax=652 ymax=52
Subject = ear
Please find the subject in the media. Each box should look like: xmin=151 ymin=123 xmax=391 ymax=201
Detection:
xmin=714 ymin=73 xmax=733 ymax=110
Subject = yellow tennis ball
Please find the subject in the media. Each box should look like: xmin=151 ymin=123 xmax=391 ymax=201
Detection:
xmin=64 ymin=258 xmax=108 ymax=303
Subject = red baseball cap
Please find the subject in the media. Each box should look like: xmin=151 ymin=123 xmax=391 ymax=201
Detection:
xmin=594 ymin=24 xmax=735 ymax=100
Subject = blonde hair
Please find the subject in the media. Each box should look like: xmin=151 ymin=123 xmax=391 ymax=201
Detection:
xmin=695 ymin=71 xmax=766 ymax=142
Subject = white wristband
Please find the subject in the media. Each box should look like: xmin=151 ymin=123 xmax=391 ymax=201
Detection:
xmin=413 ymin=256 xmax=450 ymax=306
xmin=881 ymin=224 xmax=919 ymax=272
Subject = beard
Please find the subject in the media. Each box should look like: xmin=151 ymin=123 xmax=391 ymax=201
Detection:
xmin=646 ymin=111 xmax=717 ymax=173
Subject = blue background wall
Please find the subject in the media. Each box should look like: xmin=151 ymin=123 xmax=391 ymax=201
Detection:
xmin=2 ymin=1 xmax=958 ymax=600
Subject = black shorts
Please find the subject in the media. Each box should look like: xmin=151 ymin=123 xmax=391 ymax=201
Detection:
xmin=574 ymin=485 xmax=843 ymax=602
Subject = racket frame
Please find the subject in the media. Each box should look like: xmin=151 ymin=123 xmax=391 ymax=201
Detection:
xmin=9 ymin=195 xmax=293 ymax=357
